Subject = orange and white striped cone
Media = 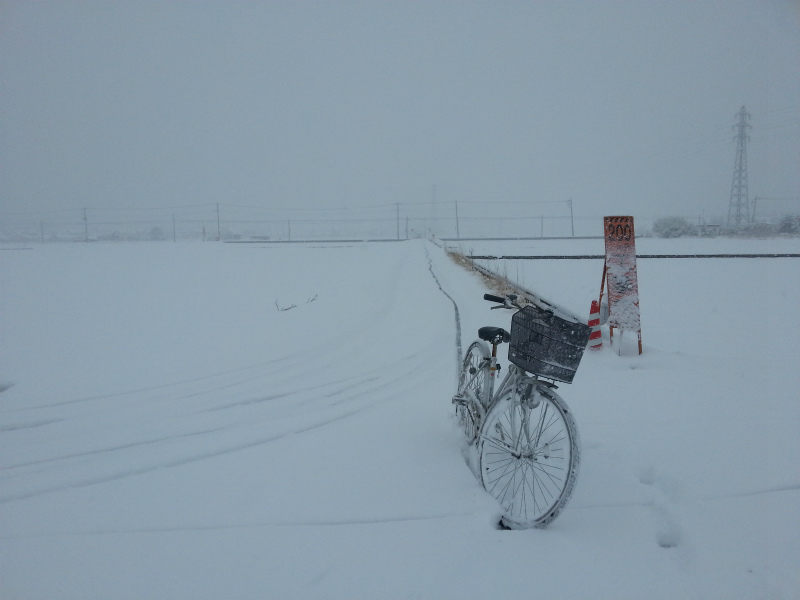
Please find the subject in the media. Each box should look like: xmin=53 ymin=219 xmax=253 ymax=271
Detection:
xmin=588 ymin=300 xmax=603 ymax=350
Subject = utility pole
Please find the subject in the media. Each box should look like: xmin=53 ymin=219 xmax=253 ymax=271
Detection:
xmin=568 ymin=198 xmax=574 ymax=236
xmin=396 ymin=203 xmax=400 ymax=240
xmin=455 ymin=200 xmax=460 ymax=239
xmin=216 ymin=203 xmax=221 ymax=241
xmin=431 ymin=184 xmax=437 ymax=237
xmin=83 ymin=207 xmax=88 ymax=242
xmin=728 ymin=106 xmax=751 ymax=227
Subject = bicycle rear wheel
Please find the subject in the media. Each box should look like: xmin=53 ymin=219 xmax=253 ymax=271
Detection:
xmin=478 ymin=385 xmax=580 ymax=529
xmin=456 ymin=341 xmax=490 ymax=441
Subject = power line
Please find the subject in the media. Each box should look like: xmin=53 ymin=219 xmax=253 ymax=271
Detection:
xmin=217 ymin=202 xmax=396 ymax=212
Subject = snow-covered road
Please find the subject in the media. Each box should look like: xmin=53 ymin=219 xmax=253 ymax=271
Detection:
xmin=1 ymin=239 xmax=798 ymax=599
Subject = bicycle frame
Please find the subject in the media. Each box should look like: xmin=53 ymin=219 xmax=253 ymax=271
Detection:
xmin=483 ymin=341 xmax=548 ymax=412
xmin=455 ymin=293 xmax=564 ymax=443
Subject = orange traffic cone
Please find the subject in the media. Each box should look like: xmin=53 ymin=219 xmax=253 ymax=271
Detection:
xmin=588 ymin=300 xmax=602 ymax=350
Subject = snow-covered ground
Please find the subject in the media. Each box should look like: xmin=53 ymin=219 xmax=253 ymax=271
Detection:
xmin=1 ymin=238 xmax=798 ymax=599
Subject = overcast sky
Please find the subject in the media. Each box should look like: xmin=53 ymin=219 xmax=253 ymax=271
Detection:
xmin=1 ymin=1 xmax=798 ymax=225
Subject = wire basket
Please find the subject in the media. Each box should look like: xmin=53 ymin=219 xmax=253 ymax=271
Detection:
xmin=508 ymin=305 xmax=591 ymax=384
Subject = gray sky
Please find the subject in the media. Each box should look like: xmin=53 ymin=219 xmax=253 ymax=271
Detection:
xmin=2 ymin=0 xmax=798 ymax=226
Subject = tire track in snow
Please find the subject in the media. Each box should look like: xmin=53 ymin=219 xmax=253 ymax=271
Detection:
xmin=3 ymin=356 xmax=292 ymax=413
xmin=0 ymin=432 xmax=290 ymax=504
xmin=0 ymin=356 xmax=429 ymax=504
xmin=704 ymin=483 xmax=800 ymax=499
xmin=0 ymin=512 xmax=473 ymax=539
xmin=424 ymin=244 xmax=462 ymax=379
xmin=2 ymin=359 xmax=416 ymax=473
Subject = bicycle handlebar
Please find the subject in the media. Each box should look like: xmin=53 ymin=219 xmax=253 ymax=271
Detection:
xmin=483 ymin=294 xmax=506 ymax=303
xmin=484 ymin=293 xmax=523 ymax=310
xmin=485 ymin=292 xmax=561 ymax=316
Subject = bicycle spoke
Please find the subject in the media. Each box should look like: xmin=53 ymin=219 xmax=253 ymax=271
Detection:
xmin=484 ymin=457 xmax=517 ymax=485
xmin=532 ymin=403 xmax=548 ymax=450
xmin=492 ymin=462 xmax=518 ymax=505
xmin=529 ymin=461 xmax=564 ymax=489
xmin=479 ymin=432 xmax=516 ymax=454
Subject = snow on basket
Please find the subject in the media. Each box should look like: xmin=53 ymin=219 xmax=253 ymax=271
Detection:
xmin=508 ymin=305 xmax=592 ymax=384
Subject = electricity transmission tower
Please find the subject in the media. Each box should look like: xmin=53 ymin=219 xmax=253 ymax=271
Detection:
xmin=727 ymin=105 xmax=751 ymax=227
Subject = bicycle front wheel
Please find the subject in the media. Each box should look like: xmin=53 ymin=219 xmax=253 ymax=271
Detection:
xmin=478 ymin=385 xmax=580 ymax=529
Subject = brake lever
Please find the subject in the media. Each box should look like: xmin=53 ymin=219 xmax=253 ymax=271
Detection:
xmin=490 ymin=302 xmax=517 ymax=310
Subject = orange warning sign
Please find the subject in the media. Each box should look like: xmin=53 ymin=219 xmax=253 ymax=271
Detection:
xmin=601 ymin=216 xmax=642 ymax=353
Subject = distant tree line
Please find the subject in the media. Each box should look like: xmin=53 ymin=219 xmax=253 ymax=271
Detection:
xmin=652 ymin=217 xmax=698 ymax=238
xmin=652 ymin=215 xmax=800 ymax=238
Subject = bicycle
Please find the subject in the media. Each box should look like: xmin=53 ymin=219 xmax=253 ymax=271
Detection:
xmin=453 ymin=293 xmax=591 ymax=529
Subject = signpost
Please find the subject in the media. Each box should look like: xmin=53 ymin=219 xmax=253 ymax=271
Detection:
xmin=600 ymin=216 xmax=642 ymax=354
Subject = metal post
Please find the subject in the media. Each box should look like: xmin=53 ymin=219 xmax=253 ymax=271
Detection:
xmin=728 ymin=105 xmax=751 ymax=227
xmin=396 ymin=203 xmax=400 ymax=240
xmin=172 ymin=214 xmax=176 ymax=242
xmin=83 ymin=207 xmax=88 ymax=242
xmin=288 ymin=219 xmax=291 ymax=241
xmin=216 ymin=203 xmax=221 ymax=241
xmin=455 ymin=200 xmax=460 ymax=239
xmin=41 ymin=221 xmax=45 ymax=244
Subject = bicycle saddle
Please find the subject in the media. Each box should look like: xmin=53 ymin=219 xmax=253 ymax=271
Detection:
xmin=478 ymin=327 xmax=510 ymax=344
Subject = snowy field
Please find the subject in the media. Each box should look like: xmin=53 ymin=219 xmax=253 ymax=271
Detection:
xmin=1 ymin=237 xmax=799 ymax=599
